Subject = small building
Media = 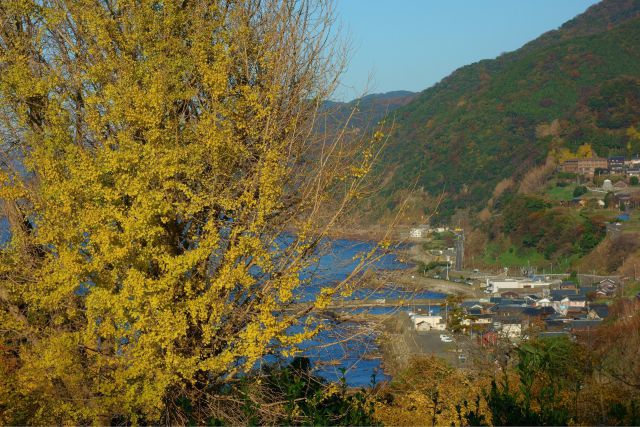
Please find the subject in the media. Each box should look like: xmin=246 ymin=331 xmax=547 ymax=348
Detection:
xmin=501 ymin=291 xmax=521 ymax=299
xmin=490 ymin=304 xmax=528 ymax=317
xmin=409 ymin=225 xmax=429 ymax=238
xmin=627 ymin=166 xmax=640 ymax=177
xmin=524 ymin=294 xmax=540 ymax=304
xmin=608 ymin=156 xmax=626 ymax=174
xmin=487 ymin=278 xmax=551 ymax=294
xmin=566 ymin=306 xmax=588 ymax=319
xmin=569 ymin=319 xmax=602 ymax=334
xmin=614 ymin=180 xmax=629 ymax=189
xmin=597 ymin=278 xmax=619 ymax=294
xmin=534 ymin=297 xmax=552 ymax=308
xmin=411 ymin=314 xmax=446 ymax=331
xmin=588 ymin=304 xmax=609 ymax=319
xmin=462 ymin=301 xmax=486 ymax=316
xmin=626 ymin=156 xmax=640 ymax=168
xmin=560 ymin=157 xmax=608 ymax=176
xmin=564 ymin=295 xmax=587 ymax=308
xmin=523 ymin=306 xmax=556 ymax=320
xmin=559 ymin=281 xmax=578 ymax=290
xmin=552 ymin=294 xmax=586 ymax=316
xmin=614 ymin=193 xmax=632 ymax=209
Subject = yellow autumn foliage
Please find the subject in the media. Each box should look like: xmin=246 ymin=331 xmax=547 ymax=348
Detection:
xmin=552 ymin=143 xmax=597 ymax=164
xmin=0 ymin=0 xmax=378 ymax=424
xmin=374 ymin=357 xmax=492 ymax=426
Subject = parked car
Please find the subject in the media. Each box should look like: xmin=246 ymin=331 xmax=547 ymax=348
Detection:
xmin=440 ymin=335 xmax=453 ymax=343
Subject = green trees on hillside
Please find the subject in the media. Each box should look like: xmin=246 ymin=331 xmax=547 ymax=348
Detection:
xmin=375 ymin=5 xmax=640 ymax=223
xmin=573 ymin=186 xmax=589 ymax=197
xmin=492 ymin=194 xmax=605 ymax=261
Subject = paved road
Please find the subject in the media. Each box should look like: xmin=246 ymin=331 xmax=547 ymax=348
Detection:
xmin=383 ymin=270 xmax=484 ymax=298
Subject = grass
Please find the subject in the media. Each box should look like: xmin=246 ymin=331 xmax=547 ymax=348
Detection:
xmin=622 ymin=280 xmax=640 ymax=297
xmin=544 ymin=185 xmax=576 ymax=201
xmin=481 ymin=242 xmax=583 ymax=272
xmin=482 ymin=243 xmax=547 ymax=268
xmin=552 ymin=254 xmax=583 ymax=273
xmin=422 ymin=240 xmax=447 ymax=251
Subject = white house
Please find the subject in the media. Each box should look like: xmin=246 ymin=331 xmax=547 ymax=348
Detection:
xmin=409 ymin=228 xmax=423 ymax=238
xmin=411 ymin=314 xmax=446 ymax=331
xmin=409 ymin=226 xmax=430 ymax=238
xmin=462 ymin=317 xmax=492 ymax=326
xmin=534 ymin=297 xmax=551 ymax=307
xmin=486 ymin=278 xmax=551 ymax=294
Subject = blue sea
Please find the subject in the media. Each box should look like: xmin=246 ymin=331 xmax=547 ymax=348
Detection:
xmin=291 ymin=238 xmax=445 ymax=386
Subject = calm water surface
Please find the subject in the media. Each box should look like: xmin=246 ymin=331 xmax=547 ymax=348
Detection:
xmin=297 ymin=238 xmax=445 ymax=386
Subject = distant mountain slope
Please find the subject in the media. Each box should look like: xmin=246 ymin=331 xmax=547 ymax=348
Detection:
xmin=320 ymin=90 xmax=417 ymax=133
xmin=374 ymin=0 xmax=640 ymax=222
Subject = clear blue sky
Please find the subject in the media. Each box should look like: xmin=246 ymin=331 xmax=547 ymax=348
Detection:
xmin=334 ymin=0 xmax=600 ymax=101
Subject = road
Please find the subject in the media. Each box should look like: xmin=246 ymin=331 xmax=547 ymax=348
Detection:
xmin=381 ymin=269 xmax=484 ymax=298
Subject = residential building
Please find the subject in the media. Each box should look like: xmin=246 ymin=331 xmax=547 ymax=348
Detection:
xmin=534 ymin=297 xmax=552 ymax=308
xmin=628 ymin=166 xmax=640 ymax=177
xmin=625 ymin=156 xmax=640 ymax=168
xmin=588 ymin=304 xmax=609 ymax=319
xmin=560 ymin=157 xmax=608 ymax=176
xmin=569 ymin=319 xmax=603 ymax=335
xmin=409 ymin=227 xmax=427 ymax=238
xmin=411 ymin=314 xmax=446 ymax=331
xmin=608 ymin=156 xmax=626 ymax=174
xmin=613 ymin=180 xmax=629 ymax=189
xmin=487 ymin=278 xmax=551 ymax=294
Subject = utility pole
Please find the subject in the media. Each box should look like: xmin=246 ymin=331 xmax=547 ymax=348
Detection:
xmin=455 ymin=231 xmax=464 ymax=272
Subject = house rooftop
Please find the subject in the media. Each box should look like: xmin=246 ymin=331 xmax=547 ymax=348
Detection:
xmin=589 ymin=304 xmax=609 ymax=318
xmin=569 ymin=319 xmax=603 ymax=330
xmin=490 ymin=304 xmax=528 ymax=315
xmin=493 ymin=316 xmax=523 ymax=325
xmin=461 ymin=301 xmax=484 ymax=308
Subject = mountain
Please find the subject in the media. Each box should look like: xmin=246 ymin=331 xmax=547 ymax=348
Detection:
xmin=372 ymin=0 xmax=640 ymax=222
xmin=320 ymin=90 xmax=417 ymax=133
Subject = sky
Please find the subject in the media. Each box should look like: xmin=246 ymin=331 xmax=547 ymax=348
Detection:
xmin=334 ymin=0 xmax=600 ymax=101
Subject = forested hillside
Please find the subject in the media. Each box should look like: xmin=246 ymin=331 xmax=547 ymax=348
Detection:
xmin=373 ymin=0 xmax=640 ymax=222
xmin=320 ymin=90 xmax=416 ymax=133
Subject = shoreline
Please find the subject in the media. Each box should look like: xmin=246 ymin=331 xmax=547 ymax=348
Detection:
xmin=365 ymin=267 xmax=482 ymax=299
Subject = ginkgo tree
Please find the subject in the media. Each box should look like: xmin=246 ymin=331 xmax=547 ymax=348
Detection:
xmin=0 ymin=0 xmax=383 ymax=423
